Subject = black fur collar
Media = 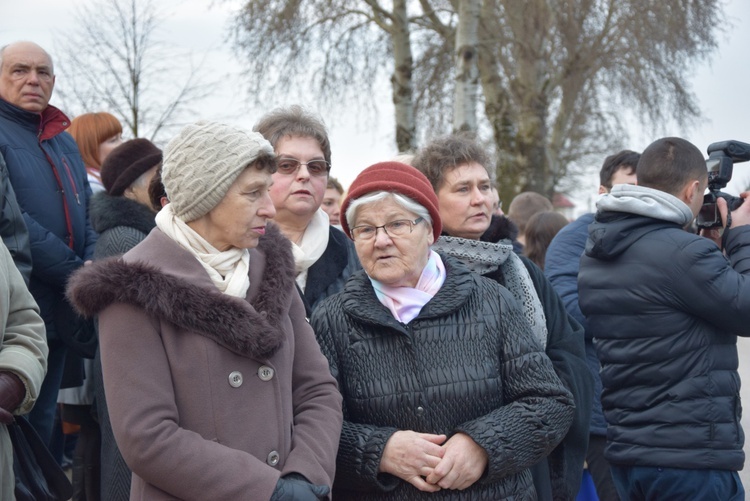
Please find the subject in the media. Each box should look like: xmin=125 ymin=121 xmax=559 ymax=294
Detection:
xmin=67 ymin=224 xmax=294 ymax=359
xmin=89 ymin=192 xmax=156 ymax=236
xmin=480 ymin=215 xmax=519 ymax=244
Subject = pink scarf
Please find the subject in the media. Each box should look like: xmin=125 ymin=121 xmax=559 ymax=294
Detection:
xmin=371 ymin=251 xmax=446 ymax=324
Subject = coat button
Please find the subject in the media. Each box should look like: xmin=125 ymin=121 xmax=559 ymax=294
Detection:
xmin=267 ymin=450 xmax=280 ymax=466
xmin=258 ymin=366 xmax=274 ymax=381
xmin=416 ymin=406 xmax=425 ymax=415
xmin=228 ymin=371 xmax=243 ymax=388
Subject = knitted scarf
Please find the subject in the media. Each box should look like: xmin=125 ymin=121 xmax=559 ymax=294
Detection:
xmin=432 ymin=236 xmax=548 ymax=348
xmin=155 ymin=204 xmax=250 ymax=298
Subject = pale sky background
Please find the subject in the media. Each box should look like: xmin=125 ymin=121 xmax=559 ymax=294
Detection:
xmin=2 ymin=0 xmax=749 ymax=215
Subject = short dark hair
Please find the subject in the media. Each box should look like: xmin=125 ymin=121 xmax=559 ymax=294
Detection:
xmin=637 ymin=137 xmax=706 ymax=196
xmin=599 ymin=150 xmax=640 ymax=189
xmin=411 ymin=133 xmax=492 ymax=191
xmin=253 ymin=105 xmax=332 ymax=166
xmin=147 ymin=167 xmax=167 ymax=212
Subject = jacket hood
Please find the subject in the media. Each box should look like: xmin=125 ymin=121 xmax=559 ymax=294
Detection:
xmin=66 ymin=223 xmax=294 ymax=359
xmin=587 ymin=185 xmax=694 ymax=261
xmin=597 ymin=185 xmax=694 ymax=227
xmin=89 ymin=191 xmax=156 ymax=235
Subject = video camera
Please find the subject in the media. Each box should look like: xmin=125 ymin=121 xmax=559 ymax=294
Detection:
xmin=695 ymin=140 xmax=750 ymax=229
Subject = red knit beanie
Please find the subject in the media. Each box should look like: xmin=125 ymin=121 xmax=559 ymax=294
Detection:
xmin=340 ymin=161 xmax=442 ymax=239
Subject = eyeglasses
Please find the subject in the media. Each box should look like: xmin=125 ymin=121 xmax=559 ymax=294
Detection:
xmin=351 ymin=217 xmax=424 ymax=241
xmin=276 ymin=157 xmax=330 ymax=177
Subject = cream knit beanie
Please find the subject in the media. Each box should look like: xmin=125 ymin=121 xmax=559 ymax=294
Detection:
xmin=162 ymin=120 xmax=275 ymax=222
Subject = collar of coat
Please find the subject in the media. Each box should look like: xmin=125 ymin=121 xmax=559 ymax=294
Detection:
xmin=339 ymin=254 xmax=477 ymax=331
xmin=89 ymin=191 xmax=157 ymax=236
xmin=0 ymin=98 xmax=71 ymax=140
xmin=66 ymin=223 xmax=295 ymax=359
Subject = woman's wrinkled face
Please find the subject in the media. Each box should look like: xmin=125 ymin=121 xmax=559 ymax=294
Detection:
xmin=188 ymin=165 xmax=276 ymax=251
xmin=352 ymin=198 xmax=434 ymax=288
xmin=269 ymin=135 xmax=328 ymax=222
xmin=436 ymin=162 xmax=493 ymax=240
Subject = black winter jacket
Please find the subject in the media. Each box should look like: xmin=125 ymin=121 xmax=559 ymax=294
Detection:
xmin=301 ymin=225 xmax=361 ymax=315
xmin=0 ymin=152 xmax=31 ymax=284
xmin=579 ymin=207 xmax=750 ymax=471
xmin=89 ymin=192 xmax=156 ymax=501
xmin=311 ymin=255 xmax=575 ymax=500
xmin=481 ymin=216 xmax=592 ymax=499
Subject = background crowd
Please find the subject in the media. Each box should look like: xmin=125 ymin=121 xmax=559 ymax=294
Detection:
xmin=1 ymin=38 xmax=749 ymax=501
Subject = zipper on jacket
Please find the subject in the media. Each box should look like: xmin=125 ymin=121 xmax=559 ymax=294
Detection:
xmin=61 ymin=157 xmax=81 ymax=205
xmin=40 ymin=145 xmax=76 ymax=250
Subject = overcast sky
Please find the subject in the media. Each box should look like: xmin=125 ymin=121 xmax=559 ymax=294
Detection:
xmin=2 ymin=0 xmax=749 ymax=212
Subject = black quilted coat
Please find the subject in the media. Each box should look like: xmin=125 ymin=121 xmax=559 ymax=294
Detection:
xmin=311 ymin=255 xmax=575 ymax=500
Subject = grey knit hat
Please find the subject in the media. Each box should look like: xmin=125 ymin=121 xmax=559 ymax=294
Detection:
xmin=161 ymin=120 xmax=275 ymax=222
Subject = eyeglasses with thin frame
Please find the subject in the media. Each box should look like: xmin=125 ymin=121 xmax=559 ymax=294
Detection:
xmin=351 ymin=217 xmax=424 ymax=241
xmin=276 ymin=157 xmax=331 ymax=177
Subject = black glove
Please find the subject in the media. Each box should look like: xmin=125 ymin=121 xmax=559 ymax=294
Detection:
xmin=0 ymin=371 xmax=25 ymax=424
xmin=270 ymin=474 xmax=330 ymax=501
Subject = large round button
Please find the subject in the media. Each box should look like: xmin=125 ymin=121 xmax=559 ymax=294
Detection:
xmin=416 ymin=406 xmax=425 ymax=415
xmin=267 ymin=450 xmax=280 ymax=466
xmin=228 ymin=371 xmax=243 ymax=388
xmin=258 ymin=366 xmax=275 ymax=381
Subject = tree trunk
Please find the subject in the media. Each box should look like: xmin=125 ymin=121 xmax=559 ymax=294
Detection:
xmin=390 ymin=0 xmax=417 ymax=152
xmin=453 ymin=0 xmax=480 ymax=133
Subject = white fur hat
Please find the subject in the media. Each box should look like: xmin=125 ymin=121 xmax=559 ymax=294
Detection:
xmin=162 ymin=120 xmax=274 ymax=222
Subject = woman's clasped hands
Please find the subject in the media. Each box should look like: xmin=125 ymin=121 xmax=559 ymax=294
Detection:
xmin=380 ymin=431 xmax=488 ymax=492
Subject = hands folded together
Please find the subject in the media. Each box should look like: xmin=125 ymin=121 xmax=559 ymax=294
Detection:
xmin=379 ymin=430 xmax=488 ymax=492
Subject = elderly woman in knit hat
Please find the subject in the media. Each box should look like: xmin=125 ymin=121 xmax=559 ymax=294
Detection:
xmin=67 ymin=121 xmax=343 ymax=501
xmin=310 ymin=161 xmax=575 ymax=500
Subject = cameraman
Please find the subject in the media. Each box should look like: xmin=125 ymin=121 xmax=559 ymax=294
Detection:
xmin=578 ymin=137 xmax=750 ymax=501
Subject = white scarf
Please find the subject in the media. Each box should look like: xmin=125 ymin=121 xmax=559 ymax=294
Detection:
xmin=155 ymin=204 xmax=250 ymax=298
xmin=291 ymin=208 xmax=330 ymax=291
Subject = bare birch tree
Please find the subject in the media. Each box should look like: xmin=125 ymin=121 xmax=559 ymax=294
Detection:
xmin=417 ymin=0 xmax=723 ymax=201
xmin=453 ymin=0 xmax=480 ymax=133
xmin=230 ymin=0 xmax=723 ymax=200
xmin=54 ymin=0 xmax=212 ymax=142
xmin=230 ymin=0 xmax=422 ymax=152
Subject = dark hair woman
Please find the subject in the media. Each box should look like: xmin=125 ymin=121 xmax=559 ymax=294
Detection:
xmin=311 ymin=161 xmax=575 ymax=499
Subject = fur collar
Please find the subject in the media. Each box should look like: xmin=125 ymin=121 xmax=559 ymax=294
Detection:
xmin=479 ymin=215 xmax=519 ymax=244
xmin=89 ymin=191 xmax=157 ymax=235
xmin=67 ymin=223 xmax=294 ymax=359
